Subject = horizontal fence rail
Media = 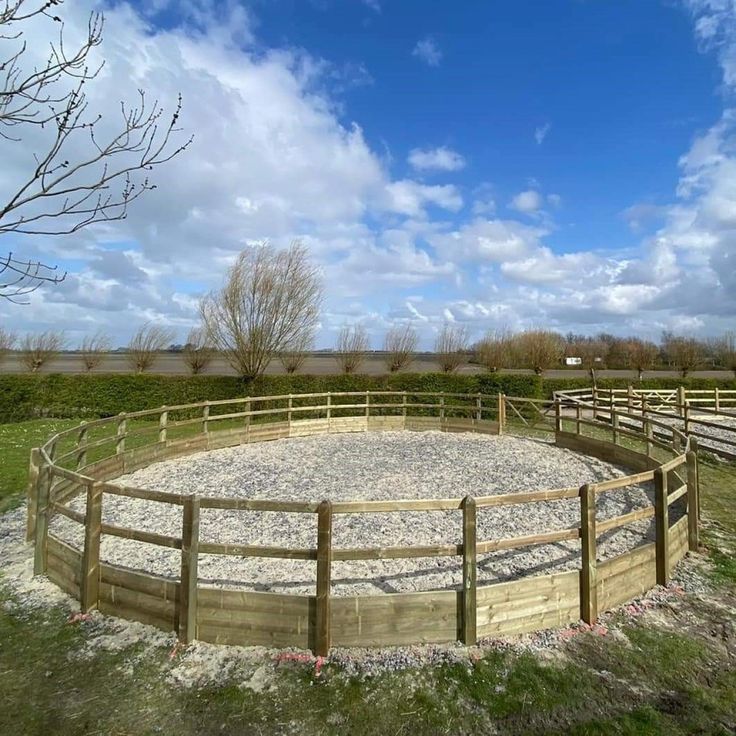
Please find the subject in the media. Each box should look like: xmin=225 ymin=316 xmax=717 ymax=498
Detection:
xmin=555 ymin=386 xmax=736 ymax=461
xmin=27 ymin=390 xmax=704 ymax=654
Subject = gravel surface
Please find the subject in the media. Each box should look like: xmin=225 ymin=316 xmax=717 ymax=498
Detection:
xmin=50 ymin=431 xmax=658 ymax=595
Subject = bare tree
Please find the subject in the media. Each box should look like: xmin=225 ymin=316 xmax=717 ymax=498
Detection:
xmin=334 ymin=324 xmax=369 ymax=374
xmin=383 ymin=324 xmax=418 ymax=373
xmin=475 ymin=328 xmax=511 ymax=373
xmin=20 ymin=329 xmax=65 ymax=372
xmin=663 ymin=334 xmax=701 ymax=377
xmin=717 ymin=331 xmax=736 ymax=377
xmin=434 ymin=323 xmax=469 ymax=373
xmin=127 ymin=323 xmax=175 ymax=374
xmin=182 ymin=327 xmax=214 ymax=375
xmin=279 ymin=333 xmax=313 ymax=375
xmin=0 ymin=1 xmax=192 ymax=301
xmin=201 ymin=242 xmax=323 ymax=379
xmin=511 ymin=330 xmax=564 ymax=374
xmin=0 ymin=325 xmax=16 ymax=362
xmin=78 ymin=329 xmax=110 ymax=372
xmin=627 ymin=339 xmax=659 ymax=381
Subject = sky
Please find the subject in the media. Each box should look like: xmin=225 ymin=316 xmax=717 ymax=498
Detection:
xmin=1 ymin=0 xmax=735 ymax=348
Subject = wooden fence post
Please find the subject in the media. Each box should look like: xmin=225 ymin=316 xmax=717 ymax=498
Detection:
xmin=315 ymin=500 xmax=332 ymax=657
xmin=592 ymin=386 xmax=598 ymax=414
xmin=575 ymin=402 xmax=582 ymax=436
xmin=402 ymin=391 xmax=407 ymax=419
xmin=326 ymin=392 xmax=332 ymax=421
xmin=179 ymin=494 xmax=201 ymax=644
xmin=654 ymin=468 xmax=670 ymax=585
xmin=645 ymin=412 xmax=653 ymax=457
xmin=686 ymin=448 xmax=699 ymax=552
xmin=365 ymin=391 xmax=370 ymax=419
xmin=715 ymin=387 xmax=721 ymax=413
xmin=244 ymin=397 xmax=251 ymax=434
xmin=287 ymin=394 xmax=293 ymax=424
xmin=461 ymin=496 xmax=477 ymax=645
xmin=26 ymin=448 xmax=42 ymax=542
xmin=475 ymin=393 xmax=482 ymax=422
xmin=159 ymin=407 xmax=168 ymax=443
xmin=580 ymin=483 xmax=598 ymax=624
xmin=497 ymin=393 xmax=505 ymax=435
xmin=80 ymin=482 xmax=103 ymax=612
xmin=439 ymin=392 xmax=445 ymax=421
xmin=627 ymin=385 xmax=634 ymax=412
xmin=202 ymin=402 xmax=210 ymax=435
xmin=611 ymin=408 xmax=619 ymax=445
xmin=76 ymin=421 xmax=89 ymax=470
xmin=683 ymin=403 xmax=691 ymax=437
xmin=677 ymin=386 xmax=686 ymax=417
xmin=33 ymin=464 xmax=51 ymax=575
xmin=554 ymin=401 xmax=562 ymax=433
xmin=116 ymin=413 xmax=127 ymax=455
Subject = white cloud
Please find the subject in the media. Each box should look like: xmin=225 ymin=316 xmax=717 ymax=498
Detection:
xmin=408 ymin=146 xmax=466 ymax=172
xmin=534 ymin=123 xmax=551 ymax=145
xmin=412 ymin=37 xmax=442 ymax=67
xmin=385 ymin=180 xmax=463 ymax=216
xmin=509 ymin=190 xmax=544 ymax=215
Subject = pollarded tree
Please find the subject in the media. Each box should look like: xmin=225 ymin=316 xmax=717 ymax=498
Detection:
xmin=201 ymin=242 xmax=323 ymax=379
xmin=279 ymin=332 xmax=313 ymax=375
xmin=512 ymin=329 xmax=564 ymax=374
xmin=21 ymin=329 xmax=66 ymax=372
xmin=627 ymin=338 xmax=659 ymax=381
xmin=127 ymin=323 xmax=175 ymax=374
xmin=475 ymin=328 xmax=511 ymax=373
xmin=0 ymin=325 xmax=16 ymax=363
xmin=663 ymin=334 xmax=701 ymax=377
xmin=717 ymin=331 xmax=736 ymax=377
xmin=383 ymin=324 xmax=418 ymax=373
xmin=182 ymin=327 xmax=215 ymax=375
xmin=435 ymin=323 xmax=469 ymax=373
xmin=334 ymin=324 xmax=369 ymax=374
xmin=0 ymin=1 xmax=191 ymax=302
xmin=78 ymin=330 xmax=111 ymax=372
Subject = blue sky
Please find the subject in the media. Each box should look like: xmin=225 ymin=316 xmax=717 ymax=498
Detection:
xmin=2 ymin=0 xmax=735 ymax=347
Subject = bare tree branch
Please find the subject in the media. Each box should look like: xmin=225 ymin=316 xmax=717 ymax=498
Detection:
xmin=0 ymin=0 xmax=192 ymax=300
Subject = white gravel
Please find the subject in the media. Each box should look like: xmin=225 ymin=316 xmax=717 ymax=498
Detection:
xmin=49 ymin=431 xmax=658 ymax=595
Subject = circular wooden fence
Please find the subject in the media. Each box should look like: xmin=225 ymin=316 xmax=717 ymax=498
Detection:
xmin=27 ymin=391 xmax=701 ymax=655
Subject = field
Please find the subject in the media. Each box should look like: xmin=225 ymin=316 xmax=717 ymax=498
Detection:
xmin=1 ymin=351 xmax=734 ymax=378
xmin=1 ymin=418 xmax=736 ymax=735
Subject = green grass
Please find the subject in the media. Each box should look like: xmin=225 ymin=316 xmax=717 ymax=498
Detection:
xmin=0 ymin=418 xmax=78 ymax=512
xmin=1 ymin=417 xmax=736 ymax=735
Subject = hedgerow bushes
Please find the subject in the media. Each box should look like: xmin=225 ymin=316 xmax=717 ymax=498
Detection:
xmin=1 ymin=373 xmax=734 ymax=423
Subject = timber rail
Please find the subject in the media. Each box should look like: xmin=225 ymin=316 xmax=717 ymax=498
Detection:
xmin=555 ymin=386 xmax=736 ymax=461
xmin=28 ymin=391 xmax=701 ymax=655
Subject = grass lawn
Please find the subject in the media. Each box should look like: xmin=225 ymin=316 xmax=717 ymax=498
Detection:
xmin=1 ymin=418 xmax=735 ymax=735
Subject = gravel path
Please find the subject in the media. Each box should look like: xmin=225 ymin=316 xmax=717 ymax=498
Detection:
xmin=50 ymin=431 xmax=658 ymax=595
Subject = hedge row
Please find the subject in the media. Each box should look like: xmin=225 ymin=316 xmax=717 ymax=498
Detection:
xmin=1 ymin=373 xmax=735 ymax=423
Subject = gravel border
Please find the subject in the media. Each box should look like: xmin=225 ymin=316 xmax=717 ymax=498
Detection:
xmin=49 ymin=431 xmax=660 ymax=595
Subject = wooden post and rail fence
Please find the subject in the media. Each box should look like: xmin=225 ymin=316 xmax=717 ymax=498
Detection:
xmin=26 ymin=390 xmax=708 ymax=653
